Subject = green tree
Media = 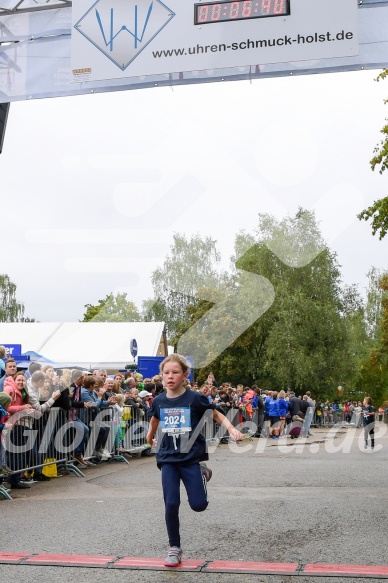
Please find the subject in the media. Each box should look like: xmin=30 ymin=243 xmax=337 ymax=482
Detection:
xmin=242 ymin=212 xmax=352 ymax=394
xmin=357 ymin=274 xmax=388 ymax=405
xmin=358 ymin=198 xmax=388 ymax=240
xmin=340 ymin=284 xmax=370 ymax=400
xmin=145 ymin=233 xmax=222 ymax=340
xmin=379 ymin=274 xmax=388 ymax=356
xmin=365 ymin=267 xmax=387 ymax=340
xmin=175 ymin=210 xmax=358 ymax=395
xmin=0 ymin=274 xmax=25 ymax=321
xmin=176 ymin=265 xmax=275 ymax=383
xmin=82 ymin=292 xmax=142 ymax=322
xmin=358 ymin=69 xmax=388 ymax=239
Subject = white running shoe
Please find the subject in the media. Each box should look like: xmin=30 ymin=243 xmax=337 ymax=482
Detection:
xmin=200 ymin=462 xmax=212 ymax=482
xmin=164 ymin=546 xmax=182 ymax=567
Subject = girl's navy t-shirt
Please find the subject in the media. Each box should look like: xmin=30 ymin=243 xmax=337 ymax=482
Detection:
xmin=150 ymin=389 xmax=216 ymax=466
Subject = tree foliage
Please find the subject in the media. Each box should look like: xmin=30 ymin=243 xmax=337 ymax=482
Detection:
xmin=145 ymin=233 xmax=221 ymax=340
xmin=358 ymin=197 xmax=388 ymax=240
xmin=82 ymin=292 xmax=142 ymax=322
xmin=238 ymin=211 xmax=353 ymax=394
xmin=174 ymin=210 xmax=359 ymax=396
xmin=356 ymin=273 xmax=388 ymax=405
xmin=377 ymin=274 xmax=388 ymax=365
xmin=364 ymin=267 xmax=387 ymax=340
xmin=0 ymin=274 xmax=25 ymax=322
xmin=358 ymin=69 xmax=388 ymax=239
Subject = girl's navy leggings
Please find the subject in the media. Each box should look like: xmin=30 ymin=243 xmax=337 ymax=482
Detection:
xmin=161 ymin=462 xmax=208 ymax=548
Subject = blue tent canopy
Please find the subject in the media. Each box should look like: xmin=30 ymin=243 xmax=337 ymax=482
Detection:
xmin=23 ymin=351 xmax=56 ymax=363
xmin=15 ymin=351 xmax=58 ymax=370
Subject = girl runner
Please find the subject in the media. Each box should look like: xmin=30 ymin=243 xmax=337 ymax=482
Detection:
xmin=146 ymin=354 xmax=243 ymax=567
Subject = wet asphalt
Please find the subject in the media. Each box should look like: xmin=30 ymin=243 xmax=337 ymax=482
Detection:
xmin=1 ymin=424 xmax=388 ymax=583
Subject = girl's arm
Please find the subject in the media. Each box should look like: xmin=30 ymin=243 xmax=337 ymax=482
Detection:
xmin=212 ymin=409 xmax=243 ymax=441
xmin=146 ymin=416 xmax=160 ymax=445
xmin=7 ymin=403 xmax=31 ymax=414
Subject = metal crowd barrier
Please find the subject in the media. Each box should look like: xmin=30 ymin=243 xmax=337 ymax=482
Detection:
xmin=79 ymin=405 xmax=149 ymax=463
xmin=310 ymin=409 xmax=388 ymax=429
xmin=199 ymin=407 xmax=256 ymax=445
xmin=0 ymin=407 xmax=86 ymax=500
xmin=200 ymin=406 xmax=387 ymax=439
xmin=121 ymin=407 xmax=150 ymax=455
xmin=83 ymin=403 xmax=150 ymax=458
xmin=312 ymin=410 xmax=364 ymax=428
xmin=0 ymin=404 xmax=154 ymax=500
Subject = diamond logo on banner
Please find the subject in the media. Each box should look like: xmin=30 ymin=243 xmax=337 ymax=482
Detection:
xmin=74 ymin=0 xmax=175 ymax=71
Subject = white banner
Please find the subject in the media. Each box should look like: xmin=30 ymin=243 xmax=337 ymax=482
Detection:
xmin=71 ymin=0 xmax=359 ymax=82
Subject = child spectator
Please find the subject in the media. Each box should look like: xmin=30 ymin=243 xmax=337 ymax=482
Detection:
xmin=315 ymin=402 xmax=323 ymax=427
xmin=139 ymin=389 xmax=153 ymax=419
xmin=243 ymin=387 xmax=254 ymax=420
xmin=113 ymin=393 xmax=126 ymax=452
xmin=144 ymin=382 xmax=156 ymax=402
xmin=216 ymin=389 xmax=231 ymax=416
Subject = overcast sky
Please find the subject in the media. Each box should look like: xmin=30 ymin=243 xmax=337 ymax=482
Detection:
xmin=1 ymin=68 xmax=388 ymax=321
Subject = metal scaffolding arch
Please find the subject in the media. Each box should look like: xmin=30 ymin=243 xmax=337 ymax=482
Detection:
xmin=0 ymin=1 xmax=71 ymax=16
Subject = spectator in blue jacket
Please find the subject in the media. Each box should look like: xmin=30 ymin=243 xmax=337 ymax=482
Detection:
xmin=277 ymin=390 xmax=289 ymax=437
xmin=267 ymin=391 xmax=280 ymax=438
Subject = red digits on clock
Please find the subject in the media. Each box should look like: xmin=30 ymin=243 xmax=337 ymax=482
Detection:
xmin=198 ymin=5 xmax=209 ymax=22
xmin=274 ymin=0 xmax=285 ymax=14
xmin=261 ymin=0 xmax=271 ymax=14
xmin=211 ymin=3 xmax=221 ymax=20
xmin=242 ymin=0 xmax=252 ymax=16
xmin=229 ymin=1 xmax=239 ymax=18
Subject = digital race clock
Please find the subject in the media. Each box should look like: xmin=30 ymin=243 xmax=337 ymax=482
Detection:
xmin=194 ymin=0 xmax=290 ymax=25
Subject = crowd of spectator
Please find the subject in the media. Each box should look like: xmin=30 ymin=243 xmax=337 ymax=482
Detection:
xmin=0 ymin=357 xmax=166 ymax=492
xmin=194 ymin=376 xmax=316 ymax=440
xmin=186 ymin=375 xmax=382 ymax=439
xmin=0 ymin=355 xmax=382 ymax=495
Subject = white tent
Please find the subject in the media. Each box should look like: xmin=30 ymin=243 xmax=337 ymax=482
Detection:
xmin=0 ymin=322 xmax=166 ymax=370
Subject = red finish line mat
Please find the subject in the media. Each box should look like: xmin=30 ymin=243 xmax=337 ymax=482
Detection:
xmin=202 ymin=560 xmax=299 ymax=575
xmin=303 ymin=564 xmax=388 ymax=578
xmin=1 ymin=553 xmax=388 ymax=577
xmin=25 ymin=554 xmax=117 ymax=567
